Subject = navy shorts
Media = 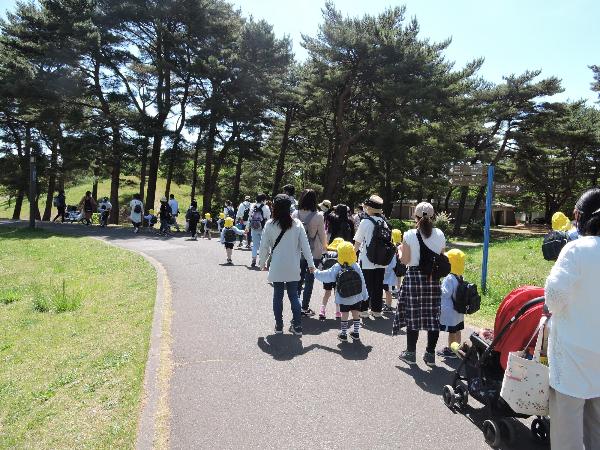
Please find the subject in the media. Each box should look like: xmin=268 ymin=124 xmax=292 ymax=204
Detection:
xmin=324 ymin=282 xmax=335 ymax=291
xmin=440 ymin=322 xmax=464 ymax=333
xmin=224 ymin=243 xmax=234 ymax=249
xmin=339 ymin=301 xmax=361 ymax=313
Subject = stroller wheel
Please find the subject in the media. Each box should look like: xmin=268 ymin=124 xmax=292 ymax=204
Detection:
xmin=531 ymin=417 xmax=550 ymax=443
xmin=499 ymin=418 xmax=516 ymax=445
xmin=442 ymin=385 xmax=455 ymax=408
xmin=482 ymin=419 xmax=501 ymax=448
xmin=454 ymin=384 xmax=469 ymax=410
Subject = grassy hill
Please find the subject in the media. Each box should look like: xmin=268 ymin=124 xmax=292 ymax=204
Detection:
xmin=0 ymin=176 xmax=198 ymax=222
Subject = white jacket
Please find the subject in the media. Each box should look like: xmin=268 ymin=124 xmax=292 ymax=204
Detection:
xmin=258 ymin=218 xmax=315 ymax=283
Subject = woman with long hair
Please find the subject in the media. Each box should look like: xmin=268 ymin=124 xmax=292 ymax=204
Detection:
xmin=258 ymin=194 xmax=315 ymax=336
xmin=327 ymin=203 xmax=355 ymax=243
xmin=393 ymin=202 xmax=446 ymax=367
xmin=545 ymin=188 xmax=600 ymax=449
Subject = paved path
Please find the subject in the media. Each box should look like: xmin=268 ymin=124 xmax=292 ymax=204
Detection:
xmin=5 ymin=222 xmax=548 ymax=450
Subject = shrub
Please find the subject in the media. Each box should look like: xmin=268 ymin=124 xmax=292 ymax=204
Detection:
xmin=0 ymin=289 xmax=20 ymax=305
xmin=388 ymin=218 xmax=410 ymax=233
xmin=434 ymin=211 xmax=453 ymax=236
xmin=32 ymin=292 xmax=51 ymax=313
xmin=52 ymin=280 xmax=83 ymax=313
xmin=466 ymin=219 xmax=485 ymax=240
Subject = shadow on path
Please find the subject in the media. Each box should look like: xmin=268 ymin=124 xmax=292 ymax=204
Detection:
xmin=257 ymin=335 xmax=373 ymax=361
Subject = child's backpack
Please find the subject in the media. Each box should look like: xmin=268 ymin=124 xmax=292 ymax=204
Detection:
xmin=53 ymin=196 xmax=60 ymax=207
xmin=204 ymin=219 xmax=212 ymax=230
xmin=321 ymin=251 xmax=338 ymax=270
xmin=227 ymin=206 xmax=236 ymax=218
xmin=416 ymin=231 xmax=451 ymax=279
xmin=189 ymin=209 xmax=200 ymax=223
xmin=452 ymin=275 xmax=481 ymax=314
xmin=242 ymin=205 xmax=251 ymax=222
xmin=224 ymin=227 xmax=237 ymax=243
xmin=134 ymin=203 xmax=142 ymax=214
xmin=250 ymin=205 xmax=265 ymax=230
xmin=365 ymin=217 xmax=396 ymax=266
xmin=542 ymin=230 xmax=569 ymax=261
xmin=336 ymin=264 xmax=363 ymax=298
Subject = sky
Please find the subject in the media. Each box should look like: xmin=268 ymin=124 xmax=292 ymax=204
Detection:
xmin=1 ymin=0 xmax=598 ymax=105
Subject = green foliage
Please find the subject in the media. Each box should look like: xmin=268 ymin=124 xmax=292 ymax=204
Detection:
xmin=32 ymin=290 xmax=51 ymax=313
xmin=0 ymin=289 xmax=20 ymax=305
xmin=434 ymin=211 xmax=453 ymax=236
xmin=388 ymin=218 xmax=410 ymax=234
xmin=466 ymin=219 xmax=485 ymax=240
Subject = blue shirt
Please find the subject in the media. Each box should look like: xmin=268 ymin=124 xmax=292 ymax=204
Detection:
xmin=314 ymin=262 xmax=369 ymax=306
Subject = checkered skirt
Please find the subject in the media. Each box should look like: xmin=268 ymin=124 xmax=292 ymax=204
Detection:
xmin=392 ymin=266 xmax=441 ymax=334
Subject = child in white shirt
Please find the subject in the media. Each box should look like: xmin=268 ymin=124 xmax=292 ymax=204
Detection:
xmin=437 ymin=249 xmax=466 ymax=359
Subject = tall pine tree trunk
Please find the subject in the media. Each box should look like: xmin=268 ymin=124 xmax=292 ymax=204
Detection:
xmin=202 ymin=115 xmax=218 ymax=214
xmin=164 ymin=138 xmax=179 ymax=198
xmin=91 ymin=166 xmax=99 ymax=200
xmin=232 ymin=150 xmax=243 ymax=205
xmin=109 ymin=127 xmax=121 ymax=224
xmin=145 ymin=132 xmax=163 ymax=211
xmin=272 ymin=107 xmax=293 ymax=197
xmin=190 ymin=133 xmax=202 ymax=201
xmin=12 ymin=191 xmax=24 ymax=220
xmin=42 ymin=140 xmax=59 ymax=221
xmin=139 ymin=137 xmax=149 ymax=203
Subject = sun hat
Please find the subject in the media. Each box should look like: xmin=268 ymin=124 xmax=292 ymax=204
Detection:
xmin=364 ymin=195 xmax=384 ymax=214
xmin=224 ymin=217 xmax=234 ymax=228
xmin=205 ymin=213 xmax=211 ymax=219
xmin=415 ymin=202 xmax=434 ymax=218
xmin=327 ymin=237 xmax=345 ymax=251
xmin=551 ymin=212 xmax=570 ymax=232
xmin=244 ymin=195 xmax=251 ymax=201
xmin=337 ymin=241 xmax=357 ymax=265
xmin=392 ymin=229 xmax=402 ymax=244
xmin=219 ymin=212 xmax=225 ymax=219
xmin=445 ymin=249 xmax=465 ymax=276
xmin=319 ymin=200 xmax=332 ymax=212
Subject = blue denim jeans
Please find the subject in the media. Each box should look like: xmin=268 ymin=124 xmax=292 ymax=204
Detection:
xmin=298 ymin=258 xmax=321 ymax=310
xmin=272 ymin=281 xmax=301 ymax=328
xmin=251 ymin=228 xmax=262 ymax=259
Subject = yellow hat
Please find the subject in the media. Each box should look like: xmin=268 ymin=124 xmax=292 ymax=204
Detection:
xmin=205 ymin=213 xmax=211 ymax=219
xmin=392 ymin=229 xmax=402 ymax=244
xmin=327 ymin=237 xmax=345 ymax=251
xmin=445 ymin=249 xmax=465 ymax=276
xmin=337 ymin=241 xmax=357 ymax=265
xmin=224 ymin=217 xmax=234 ymax=228
xmin=551 ymin=212 xmax=570 ymax=232
xmin=219 ymin=212 xmax=225 ymax=219
xmin=148 ymin=209 xmax=154 ymax=215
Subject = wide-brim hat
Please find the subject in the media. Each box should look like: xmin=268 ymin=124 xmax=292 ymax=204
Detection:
xmin=364 ymin=195 xmax=384 ymax=213
xmin=319 ymin=200 xmax=332 ymax=211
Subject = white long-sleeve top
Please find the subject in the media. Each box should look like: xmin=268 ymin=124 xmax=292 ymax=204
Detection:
xmin=544 ymin=236 xmax=600 ymax=399
xmin=258 ymin=218 xmax=315 ymax=283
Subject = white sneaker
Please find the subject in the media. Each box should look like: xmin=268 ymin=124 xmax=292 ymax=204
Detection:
xmin=359 ymin=311 xmax=370 ymax=318
xmin=371 ymin=311 xmax=383 ymax=318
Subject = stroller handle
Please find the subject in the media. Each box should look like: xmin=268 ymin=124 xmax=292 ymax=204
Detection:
xmin=483 ymin=296 xmax=546 ymax=358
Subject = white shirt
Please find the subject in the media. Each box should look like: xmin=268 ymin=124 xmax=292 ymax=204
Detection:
xmin=130 ymin=199 xmax=144 ymax=222
xmin=98 ymin=200 xmax=112 ymax=211
xmin=258 ymin=218 xmax=315 ymax=282
xmin=545 ymin=236 xmax=600 ymax=399
xmin=403 ymin=228 xmax=446 ymax=267
xmin=353 ymin=215 xmax=388 ymax=270
xmin=440 ymin=274 xmax=464 ymax=327
xmin=236 ymin=201 xmax=252 ymax=221
xmin=168 ymin=199 xmax=179 ymax=215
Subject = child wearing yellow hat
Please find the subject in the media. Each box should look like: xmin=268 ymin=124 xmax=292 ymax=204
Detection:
xmin=202 ymin=213 xmax=212 ymax=240
xmin=217 ymin=212 xmax=226 ymax=233
xmin=220 ymin=217 xmax=245 ymax=264
xmin=317 ymin=238 xmax=344 ymax=320
xmin=382 ymin=229 xmax=403 ymax=313
xmin=437 ymin=249 xmax=466 ymax=359
xmin=315 ymin=241 xmax=368 ymax=341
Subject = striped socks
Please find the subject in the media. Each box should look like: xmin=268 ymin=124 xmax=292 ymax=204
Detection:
xmin=353 ymin=319 xmax=360 ymax=335
xmin=340 ymin=320 xmax=348 ymax=335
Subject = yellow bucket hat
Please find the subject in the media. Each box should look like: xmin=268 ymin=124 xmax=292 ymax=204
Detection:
xmin=337 ymin=241 xmax=357 ymax=265
xmin=445 ymin=249 xmax=465 ymax=276
xmin=224 ymin=217 xmax=234 ymax=228
xmin=551 ymin=212 xmax=570 ymax=232
xmin=327 ymin=237 xmax=345 ymax=251
xmin=219 ymin=212 xmax=225 ymax=219
xmin=148 ymin=209 xmax=154 ymax=215
xmin=205 ymin=213 xmax=211 ymax=219
xmin=392 ymin=229 xmax=402 ymax=244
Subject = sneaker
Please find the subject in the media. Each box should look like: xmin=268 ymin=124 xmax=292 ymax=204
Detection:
xmin=289 ymin=325 xmax=302 ymax=336
xmin=227 ymin=259 xmax=233 ymax=265
xmin=359 ymin=311 xmax=370 ymax=318
xmin=274 ymin=325 xmax=283 ymax=334
xmin=349 ymin=331 xmax=360 ymax=341
xmin=382 ymin=304 xmax=394 ymax=313
xmin=134 ymin=228 xmax=139 ymax=234
xmin=335 ymin=311 xmax=342 ymax=319
xmin=251 ymin=259 xmax=256 ymax=268
xmin=423 ymin=352 xmax=436 ymax=367
xmin=436 ymin=347 xmax=457 ymax=359
xmin=338 ymin=332 xmax=348 ymax=342
xmin=371 ymin=311 xmax=383 ymax=318
xmin=318 ymin=306 xmax=326 ymax=320
xmin=398 ymin=351 xmax=417 ymax=365
xmin=301 ymin=308 xmax=315 ymax=317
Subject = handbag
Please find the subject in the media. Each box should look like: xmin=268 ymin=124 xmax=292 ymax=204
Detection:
xmin=500 ymin=316 xmax=549 ymax=416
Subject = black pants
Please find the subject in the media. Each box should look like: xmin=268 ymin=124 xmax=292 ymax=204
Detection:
xmin=53 ymin=207 xmax=65 ymax=222
xmin=406 ymin=329 xmax=440 ymax=354
xmin=362 ymin=267 xmax=385 ymax=313
xmin=189 ymin=221 xmax=198 ymax=237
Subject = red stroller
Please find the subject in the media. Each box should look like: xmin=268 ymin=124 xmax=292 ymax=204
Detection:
xmin=442 ymin=286 xmax=550 ymax=447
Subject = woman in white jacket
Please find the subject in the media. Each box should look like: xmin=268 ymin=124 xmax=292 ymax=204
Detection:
xmin=545 ymin=188 xmax=600 ymax=450
xmin=258 ymin=194 xmax=315 ymax=336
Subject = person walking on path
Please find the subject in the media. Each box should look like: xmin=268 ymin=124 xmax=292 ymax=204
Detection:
xmin=353 ymin=195 xmax=390 ymax=318
xmin=224 ymin=200 xmax=236 ymax=219
xmin=247 ymin=193 xmax=271 ymax=268
xmin=221 ymin=217 xmax=245 ymax=264
xmin=168 ymin=194 xmax=180 ymax=232
xmin=283 ymin=184 xmax=298 ymax=213
xmin=158 ymin=197 xmax=172 ymax=236
xmin=315 ymin=241 xmax=368 ymax=342
xmin=129 ymin=193 xmax=144 ymax=233
xmin=292 ymin=189 xmax=327 ymax=317
xmin=236 ymin=195 xmax=253 ymax=248
xmin=436 ymin=249 xmax=466 ymax=359
xmin=79 ymin=191 xmax=96 ymax=226
xmin=186 ymin=200 xmax=201 ymax=240
xmin=258 ymin=194 xmax=315 ymax=336
xmin=97 ymin=196 xmax=112 ymax=227
xmin=393 ymin=202 xmax=446 ymax=367
xmin=544 ymin=188 xmax=600 ymax=450
xmin=52 ymin=190 xmax=66 ymax=222
xmin=327 ymin=203 xmax=355 ymax=243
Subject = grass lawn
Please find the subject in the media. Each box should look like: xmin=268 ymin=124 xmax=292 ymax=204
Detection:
xmin=0 ymin=176 xmax=197 ymax=221
xmin=0 ymin=227 xmax=156 ymax=448
xmin=461 ymin=236 xmax=554 ymax=326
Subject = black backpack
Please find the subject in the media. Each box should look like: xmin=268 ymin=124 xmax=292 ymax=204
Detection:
xmin=452 ymin=275 xmax=481 ymax=315
xmin=190 ymin=210 xmax=200 ymax=222
xmin=542 ymin=230 xmax=569 ymax=261
xmin=416 ymin=231 xmax=451 ymax=279
xmin=223 ymin=227 xmax=237 ymax=243
xmin=227 ymin=206 xmax=235 ymax=218
xmin=336 ymin=264 xmax=363 ymax=298
xmin=321 ymin=251 xmax=338 ymax=270
xmin=365 ymin=216 xmax=396 ymax=266
xmin=393 ymin=258 xmax=407 ymax=277
xmin=340 ymin=220 xmax=353 ymax=241
xmin=134 ymin=203 xmax=142 ymax=214
xmin=242 ymin=206 xmax=250 ymax=222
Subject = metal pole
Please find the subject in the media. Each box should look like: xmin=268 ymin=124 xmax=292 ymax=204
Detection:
xmin=481 ymin=164 xmax=495 ymax=293
xmin=29 ymin=155 xmax=36 ymax=229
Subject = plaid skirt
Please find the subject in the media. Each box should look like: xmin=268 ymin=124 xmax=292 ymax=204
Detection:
xmin=392 ymin=266 xmax=441 ymax=334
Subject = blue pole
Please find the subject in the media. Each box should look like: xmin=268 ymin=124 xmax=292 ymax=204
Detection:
xmin=481 ymin=164 xmax=495 ymax=293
